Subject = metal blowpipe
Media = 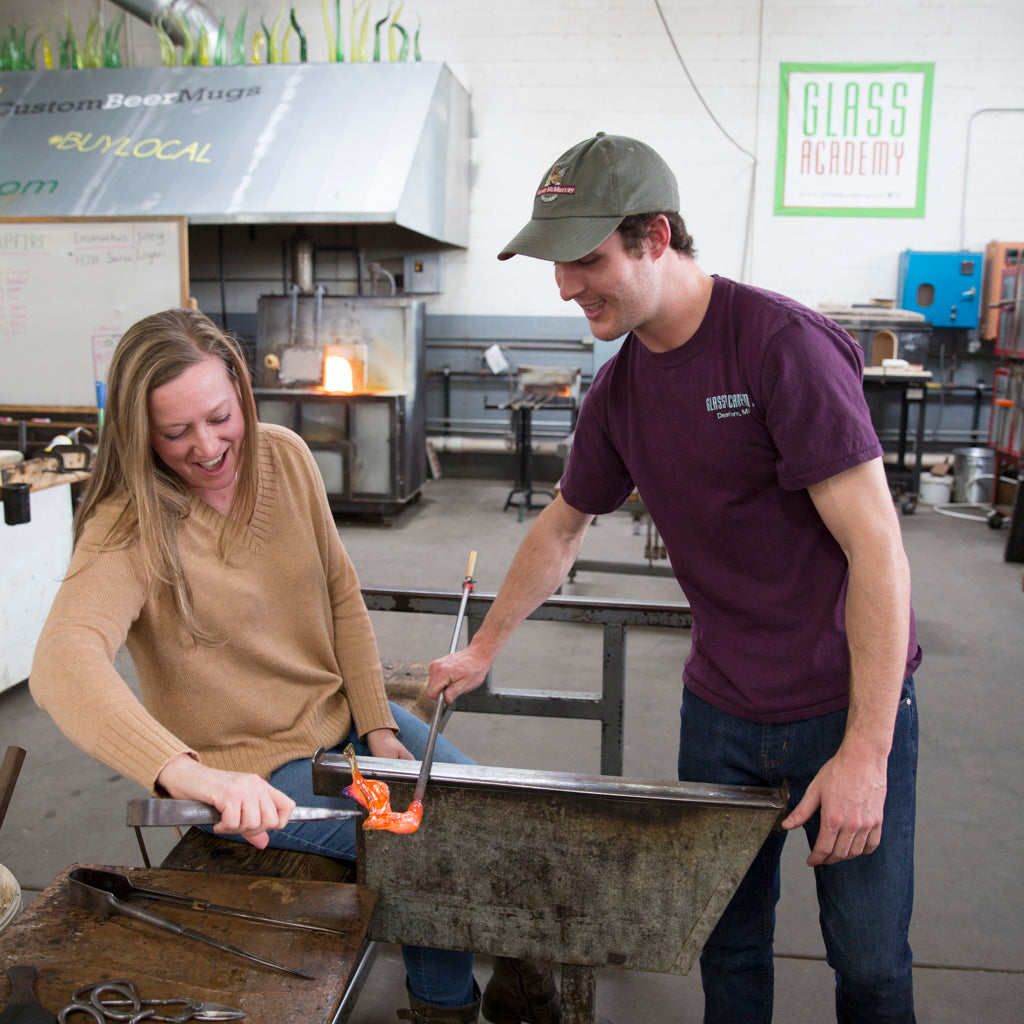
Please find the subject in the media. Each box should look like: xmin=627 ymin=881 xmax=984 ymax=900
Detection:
xmin=410 ymin=551 xmax=478 ymax=807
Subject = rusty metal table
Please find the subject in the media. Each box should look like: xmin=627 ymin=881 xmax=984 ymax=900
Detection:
xmin=0 ymin=864 xmax=377 ymax=1023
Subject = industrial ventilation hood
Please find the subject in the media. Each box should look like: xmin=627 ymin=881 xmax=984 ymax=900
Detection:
xmin=0 ymin=60 xmax=470 ymax=245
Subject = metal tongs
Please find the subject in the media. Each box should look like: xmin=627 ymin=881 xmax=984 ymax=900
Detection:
xmin=67 ymin=868 xmax=322 ymax=979
xmin=409 ymin=551 xmax=478 ymax=809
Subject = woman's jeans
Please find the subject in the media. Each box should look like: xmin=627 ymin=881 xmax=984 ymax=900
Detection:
xmin=208 ymin=702 xmax=477 ymax=1008
xmin=678 ymin=679 xmax=918 ymax=1024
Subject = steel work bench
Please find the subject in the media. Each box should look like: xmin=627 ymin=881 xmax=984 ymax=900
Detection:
xmin=360 ymin=585 xmax=693 ymax=777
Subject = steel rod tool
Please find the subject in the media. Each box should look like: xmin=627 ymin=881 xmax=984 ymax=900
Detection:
xmin=127 ymin=798 xmax=361 ymax=828
xmin=128 ymin=799 xmax=361 ymax=869
xmin=410 ymin=551 xmax=477 ymax=809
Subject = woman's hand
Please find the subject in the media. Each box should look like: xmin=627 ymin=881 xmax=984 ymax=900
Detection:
xmin=155 ymin=753 xmax=295 ymax=849
xmin=365 ymin=728 xmax=414 ymax=760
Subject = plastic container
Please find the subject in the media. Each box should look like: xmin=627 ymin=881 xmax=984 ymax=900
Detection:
xmin=919 ymin=472 xmax=953 ymax=505
xmin=953 ymin=447 xmax=995 ymax=504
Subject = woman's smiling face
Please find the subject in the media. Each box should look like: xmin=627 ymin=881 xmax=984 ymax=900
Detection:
xmin=148 ymin=354 xmax=244 ymax=506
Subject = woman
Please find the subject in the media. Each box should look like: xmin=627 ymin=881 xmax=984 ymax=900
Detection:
xmin=30 ymin=308 xmax=558 ymax=1024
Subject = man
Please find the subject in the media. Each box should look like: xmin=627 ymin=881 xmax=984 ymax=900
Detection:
xmin=429 ymin=134 xmax=921 ymax=1023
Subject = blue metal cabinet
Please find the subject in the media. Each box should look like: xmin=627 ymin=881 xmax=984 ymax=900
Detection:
xmin=898 ymin=250 xmax=983 ymax=328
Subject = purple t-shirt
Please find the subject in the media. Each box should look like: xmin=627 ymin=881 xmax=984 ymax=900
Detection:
xmin=560 ymin=276 xmax=922 ymax=723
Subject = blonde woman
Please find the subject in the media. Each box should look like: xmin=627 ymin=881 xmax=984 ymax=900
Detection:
xmin=30 ymin=308 xmax=558 ymax=1024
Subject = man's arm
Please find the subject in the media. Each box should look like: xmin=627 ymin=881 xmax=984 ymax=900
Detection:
xmin=427 ymin=493 xmax=595 ymax=702
xmin=783 ymin=456 xmax=912 ymax=866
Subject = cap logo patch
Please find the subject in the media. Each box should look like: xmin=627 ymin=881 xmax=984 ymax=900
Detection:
xmin=536 ymin=164 xmax=575 ymax=204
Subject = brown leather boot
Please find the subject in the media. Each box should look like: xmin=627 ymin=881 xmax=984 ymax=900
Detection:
xmin=399 ymin=982 xmax=481 ymax=1023
xmin=481 ymin=957 xmax=560 ymax=1024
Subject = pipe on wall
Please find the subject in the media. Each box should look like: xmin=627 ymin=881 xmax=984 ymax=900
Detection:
xmin=429 ymin=436 xmax=562 ymax=455
xmin=109 ymin=0 xmax=219 ymax=48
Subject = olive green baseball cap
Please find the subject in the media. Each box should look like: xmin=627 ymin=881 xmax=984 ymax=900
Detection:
xmin=497 ymin=133 xmax=680 ymax=262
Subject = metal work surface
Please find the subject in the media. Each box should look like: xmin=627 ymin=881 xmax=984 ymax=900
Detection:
xmin=313 ymin=753 xmax=785 ymax=979
xmin=0 ymin=865 xmax=377 ymax=1023
xmin=360 ymin=586 xmax=693 ymax=776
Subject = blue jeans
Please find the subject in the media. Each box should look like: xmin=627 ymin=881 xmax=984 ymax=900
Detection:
xmin=208 ymin=702 xmax=477 ymax=1008
xmin=678 ymin=679 xmax=918 ymax=1024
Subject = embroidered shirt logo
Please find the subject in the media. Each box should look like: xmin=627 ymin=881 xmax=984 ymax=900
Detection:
xmin=537 ymin=164 xmax=575 ymax=203
xmin=706 ymin=392 xmax=753 ymax=418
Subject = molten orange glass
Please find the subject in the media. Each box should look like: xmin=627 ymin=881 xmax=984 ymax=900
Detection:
xmin=342 ymin=744 xmax=423 ymax=834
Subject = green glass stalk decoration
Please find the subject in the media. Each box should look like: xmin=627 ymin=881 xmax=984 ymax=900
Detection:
xmin=198 ymin=21 xmax=214 ymax=64
xmin=231 ymin=11 xmax=247 ymax=65
xmin=321 ymin=0 xmax=334 ymax=61
xmin=322 ymin=0 xmax=343 ymax=61
xmin=414 ymin=14 xmax=421 ymax=60
xmin=0 ymin=28 xmax=23 ymax=70
xmin=61 ymin=13 xmax=83 ymax=69
xmin=104 ymin=14 xmax=124 ymax=67
xmin=289 ymin=8 xmax=307 ymax=62
xmin=351 ymin=0 xmax=370 ymax=62
xmin=251 ymin=25 xmax=266 ymax=63
xmin=154 ymin=15 xmax=177 ymax=66
xmin=389 ymin=3 xmax=408 ymax=62
xmin=0 ymin=30 xmax=13 ymax=71
xmin=336 ymin=0 xmax=345 ymax=60
xmin=373 ymin=3 xmax=390 ymax=62
xmin=172 ymin=13 xmax=196 ymax=65
xmin=84 ymin=16 xmax=103 ymax=68
xmin=213 ymin=16 xmax=226 ymax=65
xmin=39 ymin=24 xmax=54 ymax=69
xmin=268 ymin=4 xmax=285 ymax=63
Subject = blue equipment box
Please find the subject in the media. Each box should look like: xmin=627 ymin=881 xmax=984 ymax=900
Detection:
xmin=897 ymin=250 xmax=983 ymax=328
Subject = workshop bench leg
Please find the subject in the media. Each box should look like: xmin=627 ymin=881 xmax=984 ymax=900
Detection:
xmin=560 ymin=963 xmax=596 ymax=1024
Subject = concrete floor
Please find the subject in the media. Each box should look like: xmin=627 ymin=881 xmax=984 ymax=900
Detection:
xmin=1 ymin=475 xmax=1022 ymax=1022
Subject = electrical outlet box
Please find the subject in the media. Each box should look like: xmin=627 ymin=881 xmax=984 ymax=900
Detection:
xmin=403 ymin=254 xmax=444 ymax=294
xmin=897 ymin=250 xmax=983 ymax=328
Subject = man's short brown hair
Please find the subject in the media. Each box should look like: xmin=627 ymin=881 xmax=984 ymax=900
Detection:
xmin=618 ymin=212 xmax=696 ymax=259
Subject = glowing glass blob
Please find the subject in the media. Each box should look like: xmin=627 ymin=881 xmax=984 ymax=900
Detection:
xmin=342 ymin=744 xmax=423 ymax=834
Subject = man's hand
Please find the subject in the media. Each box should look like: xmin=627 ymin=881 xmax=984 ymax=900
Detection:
xmin=781 ymin=743 xmax=887 ymax=866
xmin=427 ymin=645 xmax=493 ymax=704
xmin=156 ymin=753 xmax=295 ymax=849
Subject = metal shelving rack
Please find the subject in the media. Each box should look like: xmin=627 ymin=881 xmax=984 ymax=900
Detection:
xmin=988 ymin=252 xmax=1024 ymax=562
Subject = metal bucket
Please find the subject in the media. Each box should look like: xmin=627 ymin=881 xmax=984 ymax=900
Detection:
xmin=0 ymin=862 xmax=21 ymax=932
xmin=953 ymin=447 xmax=995 ymax=504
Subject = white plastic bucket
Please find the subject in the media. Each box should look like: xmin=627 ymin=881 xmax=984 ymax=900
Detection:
xmin=953 ymin=447 xmax=995 ymax=504
xmin=0 ymin=862 xmax=21 ymax=932
xmin=919 ymin=473 xmax=953 ymax=505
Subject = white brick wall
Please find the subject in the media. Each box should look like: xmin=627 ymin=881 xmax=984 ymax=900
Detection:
xmin=6 ymin=0 xmax=1023 ymax=317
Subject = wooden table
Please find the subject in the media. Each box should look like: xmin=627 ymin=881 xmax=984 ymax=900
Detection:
xmin=0 ymin=864 xmax=376 ymax=1023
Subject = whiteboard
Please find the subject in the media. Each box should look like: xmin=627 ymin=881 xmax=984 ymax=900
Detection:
xmin=0 ymin=217 xmax=189 ymax=406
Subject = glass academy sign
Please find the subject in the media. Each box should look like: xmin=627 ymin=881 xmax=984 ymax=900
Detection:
xmin=775 ymin=62 xmax=934 ymax=217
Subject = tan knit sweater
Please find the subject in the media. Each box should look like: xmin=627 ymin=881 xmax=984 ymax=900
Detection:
xmin=30 ymin=423 xmax=397 ymax=791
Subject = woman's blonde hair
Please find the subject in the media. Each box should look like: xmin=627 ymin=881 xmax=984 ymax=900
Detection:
xmin=75 ymin=308 xmax=259 ymax=642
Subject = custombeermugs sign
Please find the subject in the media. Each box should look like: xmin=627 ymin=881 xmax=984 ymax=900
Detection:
xmin=774 ymin=62 xmax=934 ymax=217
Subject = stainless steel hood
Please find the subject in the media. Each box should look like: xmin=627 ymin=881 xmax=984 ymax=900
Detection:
xmin=0 ymin=62 xmax=470 ymax=245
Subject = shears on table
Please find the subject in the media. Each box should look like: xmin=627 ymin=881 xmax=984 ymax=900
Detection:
xmin=58 ymin=979 xmax=245 ymax=1023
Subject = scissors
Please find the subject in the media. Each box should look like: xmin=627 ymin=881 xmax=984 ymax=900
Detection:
xmin=59 ymin=979 xmax=245 ymax=1023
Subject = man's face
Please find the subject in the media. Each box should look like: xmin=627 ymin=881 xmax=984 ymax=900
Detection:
xmin=553 ymin=231 xmax=658 ymax=342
